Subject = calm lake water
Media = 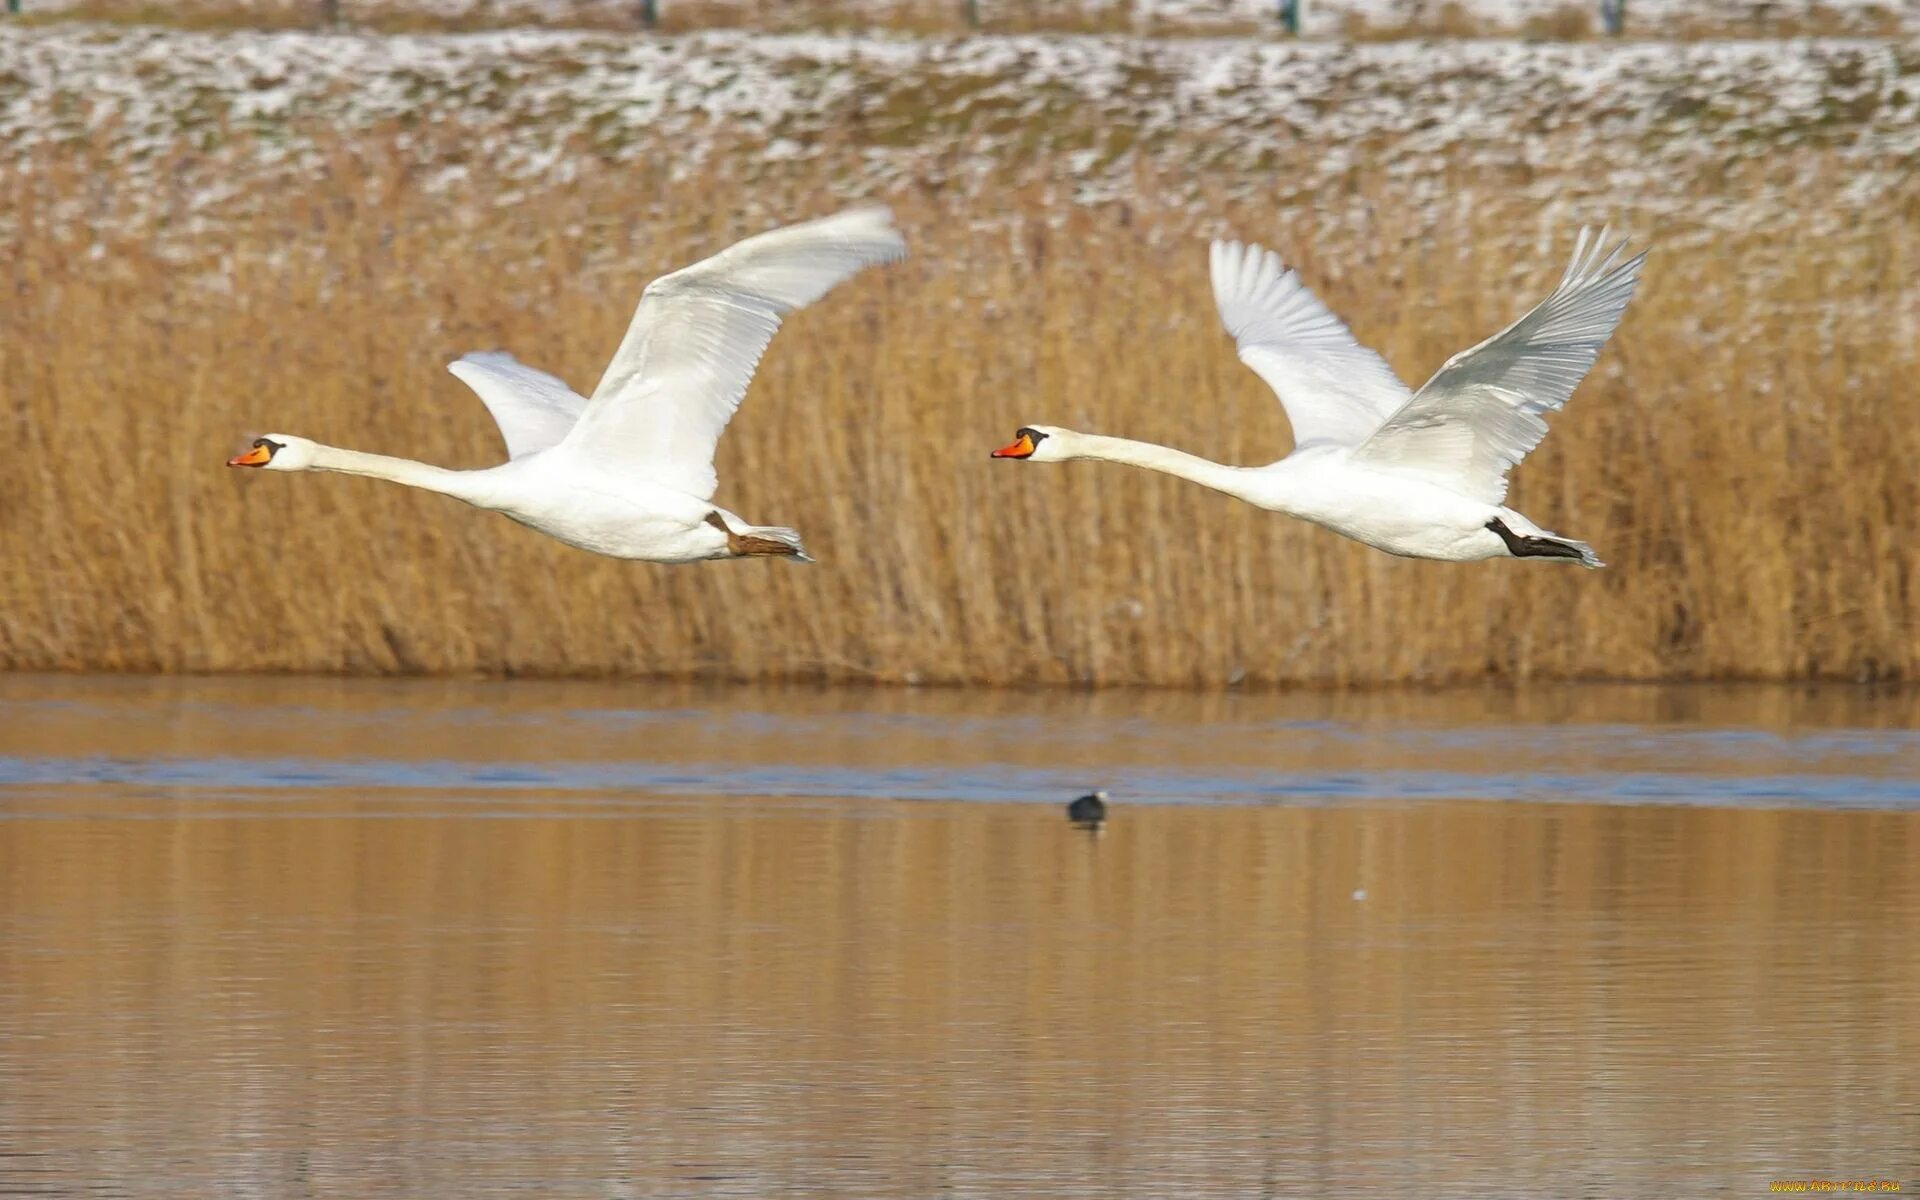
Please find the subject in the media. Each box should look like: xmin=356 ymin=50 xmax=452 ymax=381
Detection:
xmin=0 ymin=675 xmax=1915 ymax=1198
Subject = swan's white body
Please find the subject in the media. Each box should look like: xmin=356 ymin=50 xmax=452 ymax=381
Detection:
xmin=996 ymin=228 xmax=1646 ymax=567
xmin=230 ymin=207 xmax=907 ymax=564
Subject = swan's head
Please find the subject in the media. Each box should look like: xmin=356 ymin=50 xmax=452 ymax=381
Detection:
xmin=990 ymin=425 xmax=1068 ymax=463
xmin=227 ymin=434 xmax=315 ymax=471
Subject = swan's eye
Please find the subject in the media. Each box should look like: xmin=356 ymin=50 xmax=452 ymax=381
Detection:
xmin=256 ymin=438 xmax=283 ymax=452
xmin=1016 ymin=427 xmax=1047 ymax=445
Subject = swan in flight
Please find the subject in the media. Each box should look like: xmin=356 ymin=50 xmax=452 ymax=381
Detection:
xmin=993 ymin=228 xmax=1644 ymax=567
xmin=229 ymin=207 xmax=906 ymax=563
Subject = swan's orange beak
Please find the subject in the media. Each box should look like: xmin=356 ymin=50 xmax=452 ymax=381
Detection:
xmin=228 ymin=444 xmax=273 ymax=467
xmin=991 ymin=433 xmax=1035 ymax=460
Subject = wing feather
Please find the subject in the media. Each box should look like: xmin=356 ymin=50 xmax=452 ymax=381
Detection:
xmin=560 ymin=206 xmax=907 ymax=499
xmin=1352 ymin=227 xmax=1646 ymax=503
xmin=446 ymin=351 xmax=588 ymax=460
xmin=1209 ymin=238 xmax=1412 ymax=451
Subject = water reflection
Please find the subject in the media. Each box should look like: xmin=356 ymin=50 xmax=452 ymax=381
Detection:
xmin=0 ymin=676 xmax=1915 ymax=1197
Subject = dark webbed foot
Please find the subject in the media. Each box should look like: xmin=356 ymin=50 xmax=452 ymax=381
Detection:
xmin=1486 ymin=517 xmax=1588 ymax=561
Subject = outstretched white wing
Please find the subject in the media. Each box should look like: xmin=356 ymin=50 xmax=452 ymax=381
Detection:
xmin=447 ymin=351 xmax=588 ymax=460
xmin=1209 ymin=239 xmax=1413 ymax=451
xmin=1352 ymin=227 xmax=1646 ymax=504
xmin=560 ymin=206 xmax=907 ymax=500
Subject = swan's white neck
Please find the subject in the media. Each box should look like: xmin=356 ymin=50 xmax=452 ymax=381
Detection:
xmin=305 ymin=443 xmax=500 ymax=508
xmin=1053 ymin=431 xmax=1256 ymax=500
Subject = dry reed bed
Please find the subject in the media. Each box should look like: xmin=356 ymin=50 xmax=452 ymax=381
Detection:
xmin=1 ymin=140 xmax=1916 ymax=686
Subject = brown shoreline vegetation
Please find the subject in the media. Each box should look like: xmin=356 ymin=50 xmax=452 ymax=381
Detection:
xmin=1 ymin=132 xmax=1917 ymax=688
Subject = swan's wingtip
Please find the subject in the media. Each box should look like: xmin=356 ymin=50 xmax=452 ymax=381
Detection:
xmin=835 ymin=202 xmax=903 ymax=235
xmin=452 ymin=349 xmax=511 ymax=368
xmin=1209 ymin=237 xmax=1256 ymax=273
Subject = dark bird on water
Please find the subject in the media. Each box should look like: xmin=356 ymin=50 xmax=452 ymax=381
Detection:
xmin=1067 ymin=790 xmax=1108 ymax=829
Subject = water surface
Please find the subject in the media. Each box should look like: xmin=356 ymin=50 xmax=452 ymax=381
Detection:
xmin=1 ymin=676 xmax=1915 ymax=1197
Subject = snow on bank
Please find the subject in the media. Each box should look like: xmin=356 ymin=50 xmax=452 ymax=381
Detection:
xmin=16 ymin=0 xmax=1919 ymax=34
xmin=1 ymin=24 xmax=1914 ymax=237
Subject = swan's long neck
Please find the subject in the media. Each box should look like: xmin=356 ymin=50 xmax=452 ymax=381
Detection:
xmin=1058 ymin=432 xmax=1253 ymax=499
xmin=306 ymin=443 xmax=500 ymax=508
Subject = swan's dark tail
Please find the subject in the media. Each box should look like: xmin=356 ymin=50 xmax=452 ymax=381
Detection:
xmin=1486 ymin=517 xmax=1603 ymax=569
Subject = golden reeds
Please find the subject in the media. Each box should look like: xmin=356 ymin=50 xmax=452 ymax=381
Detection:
xmin=1 ymin=134 xmax=1916 ymax=686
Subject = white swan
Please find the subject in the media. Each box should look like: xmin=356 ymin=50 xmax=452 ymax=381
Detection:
xmin=993 ymin=228 xmax=1645 ymax=567
xmin=228 ymin=206 xmax=906 ymax=563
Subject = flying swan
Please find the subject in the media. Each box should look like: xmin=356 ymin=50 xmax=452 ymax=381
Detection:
xmin=993 ymin=228 xmax=1645 ymax=567
xmin=228 ymin=207 xmax=907 ymax=563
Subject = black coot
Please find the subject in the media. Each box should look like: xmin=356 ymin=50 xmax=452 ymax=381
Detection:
xmin=1067 ymin=790 xmax=1108 ymax=829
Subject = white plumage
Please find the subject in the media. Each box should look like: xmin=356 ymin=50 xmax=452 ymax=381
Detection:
xmin=444 ymin=352 xmax=584 ymax=460
xmin=575 ymin=211 xmax=908 ymax=500
xmin=1352 ymin=227 xmax=1645 ymax=505
xmin=1209 ymin=238 xmax=1410 ymax=449
xmin=230 ymin=207 xmax=907 ymax=564
xmin=996 ymin=227 xmax=1646 ymax=567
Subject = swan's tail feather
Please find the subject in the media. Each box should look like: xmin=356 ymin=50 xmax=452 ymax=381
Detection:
xmin=1486 ymin=517 xmax=1603 ymax=569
